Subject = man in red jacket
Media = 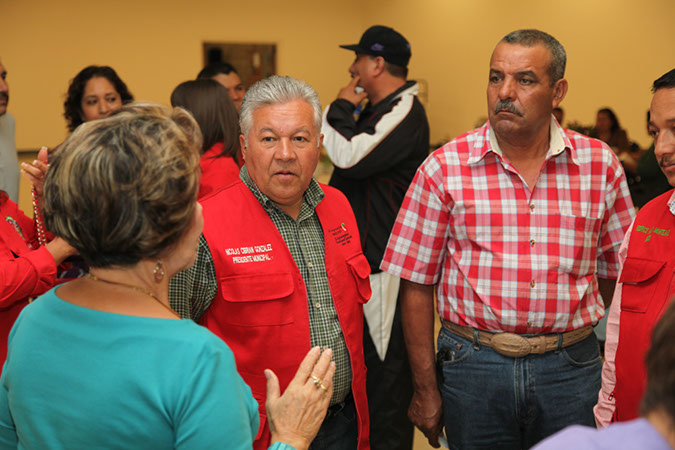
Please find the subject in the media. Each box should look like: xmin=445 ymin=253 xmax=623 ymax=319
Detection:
xmin=170 ymin=75 xmax=371 ymax=450
xmin=595 ymin=68 xmax=675 ymax=426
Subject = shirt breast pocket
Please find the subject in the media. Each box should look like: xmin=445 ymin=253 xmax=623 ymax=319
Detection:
xmin=619 ymin=257 xmax=667 ymax=313
xmin=218 ymin=272 xmax=296 ymax=326
xmin=554 ymin=214 xmax=602 ymax=275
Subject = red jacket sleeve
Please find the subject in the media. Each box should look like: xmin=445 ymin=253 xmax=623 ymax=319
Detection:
xmin=0 ymin=246 xmax=57 ymax=306
xmin=0 ymin=197 xmax=58 ymax=306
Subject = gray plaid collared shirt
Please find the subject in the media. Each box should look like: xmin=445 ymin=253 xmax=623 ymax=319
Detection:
xmin=169 ymin=167 xmax=351 ymax=405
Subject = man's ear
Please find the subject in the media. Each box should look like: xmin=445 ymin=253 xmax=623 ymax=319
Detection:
xmin=372 ymin=56 xmax=386 ymax=77
xmin=239 ymin=134 xmax=247 ymax=161
xmin=552 ymin=78 xmax=568 ymax=108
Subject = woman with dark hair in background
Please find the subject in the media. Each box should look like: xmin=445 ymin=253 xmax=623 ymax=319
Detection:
xmin=594 ymin=107 xmax=641 ymax=179
xmin=171 ymin=79 xmax=241 ymax=199
xmin=22 ymin=66 xmax=136 ymax=281
xmin=0 ymin=103 xmax=334 ymax=449
xmin=63 ymin=65 xmax=133 ymax=132
xmin=594 ymin=108 xmax=631 ymax=152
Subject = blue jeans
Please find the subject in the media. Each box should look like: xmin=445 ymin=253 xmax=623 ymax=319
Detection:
xmin=309 ymin=394 xmax=358 ymax=450
xmin=437 ymin=327 xmax=602 ymax=450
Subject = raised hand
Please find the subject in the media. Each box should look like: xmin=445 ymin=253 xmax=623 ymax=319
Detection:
xmin=21 ymin=146 xmax=49 ymax=196
xmin=265 ymin=347 xmax=336 ymax=450
xmin=337 ymin=76 xmax=368 ymax=106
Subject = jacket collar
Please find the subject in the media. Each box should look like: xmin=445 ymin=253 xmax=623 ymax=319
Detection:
xmin=367 ymin=80 xmax=419 ymax=111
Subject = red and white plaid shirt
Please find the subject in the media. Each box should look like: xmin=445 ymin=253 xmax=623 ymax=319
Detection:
xmin=381 ymin=120 xmax=635 ymax=333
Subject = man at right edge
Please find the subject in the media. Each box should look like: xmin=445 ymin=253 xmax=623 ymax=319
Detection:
xmin=595 ymin=68 xmax=675 ymax=426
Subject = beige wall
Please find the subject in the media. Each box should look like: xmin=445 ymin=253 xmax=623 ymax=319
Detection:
xmin=1 ymin=0 xmax=368 ymax=150
xmin=3 ymin=0 xmax=674 ymax=208
xmin=367 ymin=0 xmax=675 ymax=149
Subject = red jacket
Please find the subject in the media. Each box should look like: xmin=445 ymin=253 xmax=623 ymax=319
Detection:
xmin=0 ymin=193 xmax=56 ymax=366
xmin=200 ymin=180 xmax=371 ymax=450
xmin=614 ymin=189 xmax=675 ymax=421
xmin=198 ymin=143 xmax=241 ymax=200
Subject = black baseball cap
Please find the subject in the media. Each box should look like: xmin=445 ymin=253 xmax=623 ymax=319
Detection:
xmin=340 ymin=25 xmax=411 ymax=68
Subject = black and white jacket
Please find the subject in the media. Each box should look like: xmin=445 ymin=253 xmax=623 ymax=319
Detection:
xmin=323 ymin=81 xmax=430 ymax=272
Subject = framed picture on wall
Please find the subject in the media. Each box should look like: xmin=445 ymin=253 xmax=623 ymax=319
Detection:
xmin=202 ymin=42 xmax=276 ymax=89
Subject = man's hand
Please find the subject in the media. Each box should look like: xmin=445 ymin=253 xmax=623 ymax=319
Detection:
xmin=409 ymin=387 xmax=443 ymax=448
xmin=337 ymin=76 xmax=368 ymax=106
xmin=399 ymin=279 xmax=443 ymax=447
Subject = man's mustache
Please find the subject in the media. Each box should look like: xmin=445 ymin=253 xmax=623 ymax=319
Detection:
xmin=494 ymin=100 xmax=522 ymax=117
xmin=0 ymin=92 xmax=8 ymax=103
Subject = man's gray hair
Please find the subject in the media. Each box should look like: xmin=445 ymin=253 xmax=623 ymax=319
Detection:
xmin=501 ymin=29 xmax=567 ymax=86
xmin=239 ymin=75 xmax=322 ymax=146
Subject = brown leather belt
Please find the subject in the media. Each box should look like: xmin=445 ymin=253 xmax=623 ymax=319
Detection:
xmin=441 ymin=320 xmax=593 ymax=358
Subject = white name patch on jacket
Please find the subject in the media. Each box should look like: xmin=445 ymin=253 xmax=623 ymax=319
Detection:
xmin=225 ymin=243 xmax=274 ymax=264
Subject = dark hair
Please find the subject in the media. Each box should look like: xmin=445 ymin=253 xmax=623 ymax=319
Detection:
xmin=385 ymin=61 xmax=408 ymax=79
xmin=501 ymin=29 xmax=566 ymax=86
xmin=170 ymin=79 xmax=240 ymax=160
xmin=641 ymin=299 xmax=675 ymax=420
xmin=63 ymin=65 xmax=133 ymax=132
xmin=197 ymin=62 xmax=238 ymax=80
xmin=44 ymin=103 xmax=201 ymax=268
xmin=597 ymin=108 xmax=621 ymax=133
xmin=652 ymin=69 xmax=675 ymax=93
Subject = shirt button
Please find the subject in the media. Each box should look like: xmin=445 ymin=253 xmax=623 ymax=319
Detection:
xmin=530 ymin=280 xmax=536 ymax=288
xmin=315 ymin=302 xmax=321 ymax=309
xmin=530 ymin=239 xmax=535 ymax=246
xmin=529 ymin=204 xmax=535 ymax=211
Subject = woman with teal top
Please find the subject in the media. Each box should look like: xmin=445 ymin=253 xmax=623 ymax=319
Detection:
xmin=0 ymin=103 xmax=335 ymax=449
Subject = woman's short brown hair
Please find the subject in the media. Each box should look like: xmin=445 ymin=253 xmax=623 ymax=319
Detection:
xmin=170 ymin=79 xmax=240 ymax=160
xmin=44 ymin=102 xmax=202 ymax=268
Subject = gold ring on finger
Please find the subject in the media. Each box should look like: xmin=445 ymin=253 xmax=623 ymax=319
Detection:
xmin=319 ymin=383 xmax=328 ymax=393
xmin=311 ymin=375 xmax=322 ymax=387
